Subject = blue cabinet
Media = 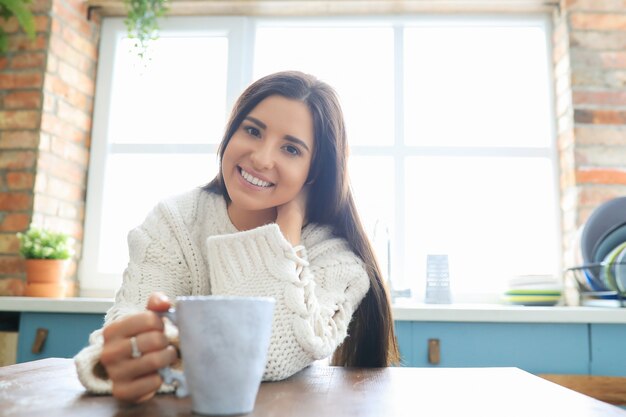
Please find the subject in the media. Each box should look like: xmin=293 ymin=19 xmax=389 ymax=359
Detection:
xmin=395 ymin=321 xmax=590 ymax=374
xmin=590 ymin=324 xmax=626 ymax=376
xmin=17 ymin=313 xmax=104 ymax=363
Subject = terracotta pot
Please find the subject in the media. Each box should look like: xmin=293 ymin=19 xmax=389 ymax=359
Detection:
xmin=24 ymin=259 xmax=68 ymax=297
xmin=24 ymin=282 xmax=66 ymax=298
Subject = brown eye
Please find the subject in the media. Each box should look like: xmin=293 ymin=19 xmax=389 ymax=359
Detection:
xmin=245 ymin=126 xmax=261 ymax=137
xmin=283 ymin=145 xmax=300 ymax=156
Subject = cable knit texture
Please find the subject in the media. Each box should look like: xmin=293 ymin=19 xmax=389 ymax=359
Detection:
xmin=74 ymin=188 xmax=370 ymax=393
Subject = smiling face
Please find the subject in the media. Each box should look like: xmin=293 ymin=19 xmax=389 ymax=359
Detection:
xmin=221 ymin=95 xmax=315 ymax=229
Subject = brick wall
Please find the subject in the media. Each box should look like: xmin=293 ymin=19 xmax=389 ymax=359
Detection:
xmin=0 ymin=0 xmax=99 ymax=295
xmin=557 ymin=0 xmax=626 ymax=270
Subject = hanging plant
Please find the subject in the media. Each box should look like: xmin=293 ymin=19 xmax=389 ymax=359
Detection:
xmin=124 ymin=0 xmax=168 ymax=59
xmin=0 ymin=0 xmax=35 ymax=53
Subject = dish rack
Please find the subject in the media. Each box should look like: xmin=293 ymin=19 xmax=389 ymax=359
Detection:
xmin=565 ymin=263 xmax=626 ymax=307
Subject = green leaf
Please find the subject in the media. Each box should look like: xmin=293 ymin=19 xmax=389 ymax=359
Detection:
xmin=0 ymin=0 xmax=35 ymax=39
xmin=0 ymin=29 xmax=8 ymax=53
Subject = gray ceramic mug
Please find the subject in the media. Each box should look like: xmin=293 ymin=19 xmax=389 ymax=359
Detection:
xmin=157 ymin=295 xmax=275 ymax=415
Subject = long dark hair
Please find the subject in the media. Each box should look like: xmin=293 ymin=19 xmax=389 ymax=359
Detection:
xmin=205 ymin=71 xmax=399 ymax=367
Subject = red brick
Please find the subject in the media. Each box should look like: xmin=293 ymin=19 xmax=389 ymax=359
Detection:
xmin=10 ymin=52 xmax=46 ymax=69
xmin=43 ymin=93 xmax=56 ymax=112
xmin=6 ymin=172 xmax=35 ymax=190
xmin=565 ymin=0 xmax=626 ymax=11
xmin=0 ymin=72 xmax=43 ymax=89
xmin=571 ymin=68 xmax=626 ymax=88
xmin=57 ymin=100 xmax=91 ymax=131
xmin=0 ymin=193 xmax=33 ymax=211
xmin=575 ymin=126 xmax=626 ymax=145
xmin=50 ymin=37 xmax=94 ymax=73
xmin=600 ymin=51 xmax=626 ymax=69
xmin=0 ymin=256 xmax=26 ymax=275
xmin=61 ymin=26 xmax=98 ymax=61
xmin=41 ymin=112 xmax=87 ymax=143
xmin=570 ymin=13 xmax=626 ymax=31
xmin=38 ymin=151 xmax=87 ymax=185
xmin=0 ymin=151 xmax=37 ymax=169
xmin=47 ymin=52 xmax=58 ymax=72
xmin=51 ymin=136 xmax=89 ymax=167
xmin=574 ymin=109 xmax=626 ymax=124
xmin=0 ymin=278 xmax=26 ymax=296
xmin=58 ymin=61 xmax=95 ymax=96
xmin=62 ymin=0 xmax=88 ymax=18
xmin=0 ymin=131 xmax=39 ymax=149
xmin=44 ymin=74 xmax=90 ymax=112
xmin=51 ymin=0 xmax=98 ymax=43
xmin=572 ymin=89 xmax=626 ymax=106
xmin=48 ymin=176 xmax=83 ymax=200
xmin=576 ymin=168 xmax=626 ymax=185
xmin=30 ymin=0 xmax=52 ymax=13
xmin=33 ymin=15 xmax=51 ymax=33
xmin=4 ymin=91 xmax=42 ymax=109
xmin=0 ymin=111 xmax=41 ymax=129
xmin=578 ymin=186 xmax=626 ymax=206
xmin=8 ymin=33 xmax=48 ymax=52
xmin=1 ymin=17 xmax=19 ymax=33
xmin=0 ymin=234 xmax=20 ymax=254
xmin=0 ymin=57 xmax=8 ymax=70
xmin=0 ymin=214 xmax=31 ymax=232
xmin=570 ymin=31 xmax=626 ymax=51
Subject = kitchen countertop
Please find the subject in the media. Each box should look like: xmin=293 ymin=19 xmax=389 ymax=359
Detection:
xmin=1 ymin=297 xmax=625 ymax=323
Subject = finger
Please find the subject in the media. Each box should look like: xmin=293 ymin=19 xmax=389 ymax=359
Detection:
xmin=101 ymin=331 xmax=170 ymax=366
xmin=107 ymin=345 xmax=177 ymax=382
xmin=102 ymin=312 xmax=164 ymax=342
xmin=147 ymin=292 xmax=172 ymax=312
xmin=112 ymin=372 xmax=163 ymax=403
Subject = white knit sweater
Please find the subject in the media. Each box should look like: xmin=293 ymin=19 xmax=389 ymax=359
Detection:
xmin=74 ymin=188 xmax=370 ymax=393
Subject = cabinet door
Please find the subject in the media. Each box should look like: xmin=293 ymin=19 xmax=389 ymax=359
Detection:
xmin=17 ymin=313 xmax=104 ymax=363
xmin=407 ymin=322 xmax=589 ymax=374
xmin=590 ymin=324 xmax=626 ymax=376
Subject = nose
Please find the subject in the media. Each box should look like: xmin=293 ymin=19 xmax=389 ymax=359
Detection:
xmin=250 ymin=142 xmax=275 ymax=171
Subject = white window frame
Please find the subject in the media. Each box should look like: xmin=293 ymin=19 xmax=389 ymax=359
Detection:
xmin=80 ymin=14 xmax=560 ymax=301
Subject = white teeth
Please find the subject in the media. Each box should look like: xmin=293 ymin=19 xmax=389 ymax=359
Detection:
xmin=240 ymin=168 xmax=272 ymax=187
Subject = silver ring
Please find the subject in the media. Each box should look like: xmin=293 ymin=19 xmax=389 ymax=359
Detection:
xmin=130 ymin=336 xmax=142 ymax=359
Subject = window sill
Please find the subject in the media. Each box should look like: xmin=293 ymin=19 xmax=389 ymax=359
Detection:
xmin=392 ymin=302 xmax=626 ymax=324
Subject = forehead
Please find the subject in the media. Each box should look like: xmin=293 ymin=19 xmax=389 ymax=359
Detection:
xmin=247 ymin=95 xmax=315 ymax=147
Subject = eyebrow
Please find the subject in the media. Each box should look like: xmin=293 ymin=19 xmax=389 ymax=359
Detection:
xmin=244 ymin=116 xmax=311 ymax=153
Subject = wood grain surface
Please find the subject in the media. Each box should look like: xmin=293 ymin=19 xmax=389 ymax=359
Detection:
xmin=1 ymin=359 xmax=625 ymax=417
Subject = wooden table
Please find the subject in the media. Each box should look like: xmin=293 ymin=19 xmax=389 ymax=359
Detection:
xmin=1 ymin=359 xmax=625 ymax=417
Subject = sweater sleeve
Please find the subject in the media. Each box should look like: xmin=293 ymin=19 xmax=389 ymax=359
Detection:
xmin=206 ymin=223 xmax=369 ymax=381
xmin=74 ymin=204 xmax=192 ymax=394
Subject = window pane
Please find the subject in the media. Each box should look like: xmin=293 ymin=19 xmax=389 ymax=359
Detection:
xmin=404 ymin=156 xmax=558 ymax=297
xmin=404 ymin=26 xmax=551 ymax=147
xmin=254 ymin=26 xmax=394 ymax=146
xmin=349 ymin=156 xmax=395 ymax=280
xmin=109 ymin=37 xmax=228 ymax=144
xmin=97 ymin=154 xmax=218 ymax=273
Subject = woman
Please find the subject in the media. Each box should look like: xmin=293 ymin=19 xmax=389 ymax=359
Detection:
xmin=74 ymin=71 xmax=399 ymax=402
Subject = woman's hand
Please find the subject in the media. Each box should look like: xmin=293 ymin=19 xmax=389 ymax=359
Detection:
xmin=100 ymin=292 xmax=178 ymax=403
xmin=276 ymin=186 xmax=309 ymax=246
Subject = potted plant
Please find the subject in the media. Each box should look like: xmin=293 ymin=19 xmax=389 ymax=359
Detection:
xmin=124 ymin=0 xmax=168 ymax=59
xmin=17 ymin=227 xmax=75 ymax=297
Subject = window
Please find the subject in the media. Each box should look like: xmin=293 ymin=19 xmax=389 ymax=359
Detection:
xmin=82 ymin=15 xmax=559 ymax=302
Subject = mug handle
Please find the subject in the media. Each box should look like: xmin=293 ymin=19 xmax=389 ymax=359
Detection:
xmin=156 ymin=309 xmax=189 ymax=397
